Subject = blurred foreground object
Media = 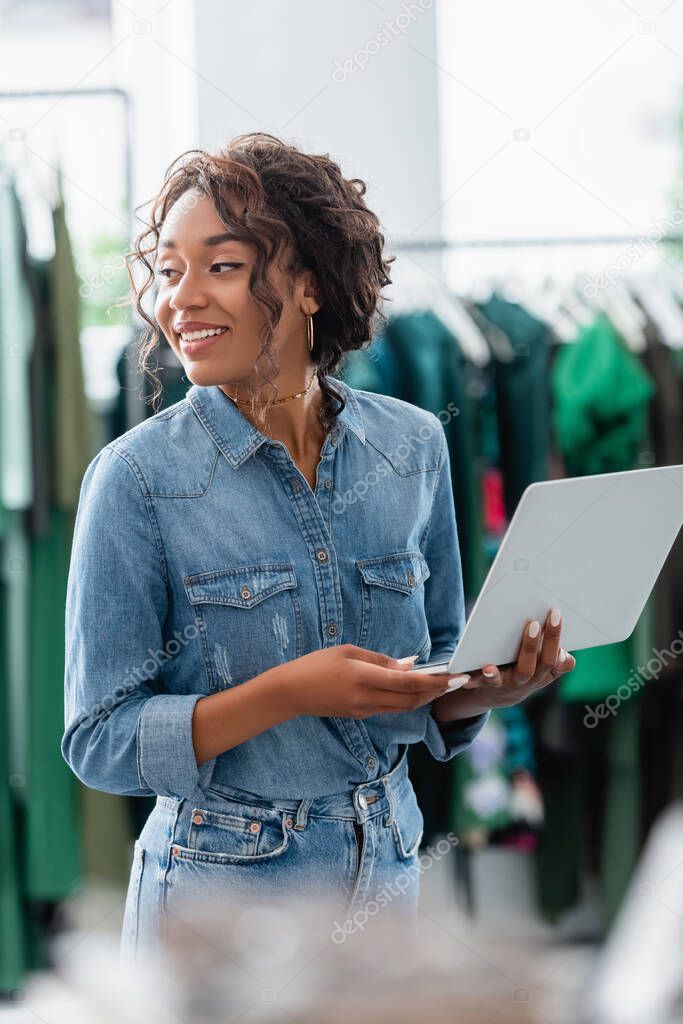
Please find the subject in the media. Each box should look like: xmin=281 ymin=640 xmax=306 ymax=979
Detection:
xmin=583 ymin=803 xmax=683 ymax=1024
xmin=42 ymin=891 xmax=551 ymax=1023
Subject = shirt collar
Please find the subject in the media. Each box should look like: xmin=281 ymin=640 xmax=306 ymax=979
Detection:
xmin=186 ymin=374 xmax=366 ymax=469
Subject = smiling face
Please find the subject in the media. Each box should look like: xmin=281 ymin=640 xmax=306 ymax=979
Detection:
xmin=153 ymin=188 xmax=318 ymax=390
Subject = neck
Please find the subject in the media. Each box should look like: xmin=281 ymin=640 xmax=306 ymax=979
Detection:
xmin=219 ymin=369 xmax=327 ymax=455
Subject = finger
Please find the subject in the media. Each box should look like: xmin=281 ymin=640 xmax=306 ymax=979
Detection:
xmin=369 ymin=666 xmax=469 ymax=697
xmin=343 ymin=645 xmax=412 ymax=668
xmin=513 ymin=619 xmax=543 ymax=683
xmin=462 ymin=665 xmax=502 ymax=689
xmin=536 ymin=648 xmax=576 ymax=690
xmin=345 ymin=646 xmax=424 ymax=672
xmin=389 ymin=672 xmax=473 ymax=709
xmin=373 ymin=686 xmax=457 ymax=712
xmin=536 ymin=608 xmax=562 ymax=679
xmin=550 ymin=647 xmax=576 ymax=678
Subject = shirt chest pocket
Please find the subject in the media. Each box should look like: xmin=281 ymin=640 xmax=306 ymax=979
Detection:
xmin=183 ymin=563 xmax=303 ymax=691
xmin=355 ymin=550 xmax=431 ymax=659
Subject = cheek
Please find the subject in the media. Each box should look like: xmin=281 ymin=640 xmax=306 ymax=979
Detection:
xmin=154 ymin=290 xmax=169 ymax=326
xmin=154 ymin=294 xmax=177 ymax=348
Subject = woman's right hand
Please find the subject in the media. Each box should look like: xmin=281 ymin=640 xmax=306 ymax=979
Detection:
xmin=271 ymin=644 xmax=462 ymax=720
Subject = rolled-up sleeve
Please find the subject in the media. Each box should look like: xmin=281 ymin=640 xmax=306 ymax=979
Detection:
xmin=61 ymin=443 xmax=217 ymax=799
xmin=420 ymin=419 xmax=490 ymax=761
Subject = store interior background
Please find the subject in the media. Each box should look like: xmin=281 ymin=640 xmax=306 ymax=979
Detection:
xmin=2 ymin=0 xmax=683 ymax=1019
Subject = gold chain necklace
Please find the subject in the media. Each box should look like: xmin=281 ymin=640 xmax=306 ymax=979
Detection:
xmin=226 ymin=369 xmax=318 ymax=406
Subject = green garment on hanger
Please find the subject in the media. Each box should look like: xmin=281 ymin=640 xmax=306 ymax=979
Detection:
xmin=533 ymin=677 xmax=644 ymax=929
xmin=51 ymin=186 xmax=95 ymax=509
xmin=475 ymin=293 xmax=552 ymax=518
xmin=340 ymin=331 xmax=402 ymax=397
xmin=550 ymin=313 xmax=655 ymax=702
xmin=551 ymin=312 xmax=655 ymax=477
xmin=0 ymin=516 xmax=28 ymax=995
xmin=0 ymin=171 xmax=37 ymax=992
xmin=27 ymin=507 xmax=83 ymax=899
xmin=536 ymin=320 xmax=656 ymax=929
xmin=22 ymin=184 xmax=96 ymax=901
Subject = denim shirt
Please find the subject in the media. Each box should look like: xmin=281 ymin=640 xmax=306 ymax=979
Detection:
xmin=61 ymin=375 xmax=489 ymax=802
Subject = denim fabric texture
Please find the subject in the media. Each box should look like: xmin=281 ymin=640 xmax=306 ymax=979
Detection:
xmin=118 ymin=743 xmax=428 ymax=965
xmin=61 ymin=374 xmax=489 ymax=957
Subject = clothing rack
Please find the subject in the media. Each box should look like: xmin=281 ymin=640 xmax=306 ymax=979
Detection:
xmin=0 ymin=85 xmax=146 ymax=427
xmin=389 ymin=233 xmax=683 ymax=250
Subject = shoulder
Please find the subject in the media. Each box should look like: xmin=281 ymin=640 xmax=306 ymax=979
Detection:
xmin=336 ymin=380 xmax=446 ymax=474
xmin=87 ymin=397 xmax=218 ymax=498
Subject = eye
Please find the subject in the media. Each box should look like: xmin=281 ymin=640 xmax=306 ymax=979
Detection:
xmin=210 ymin=262 xmax=243 ymax=273
xmin=154 ymin=261 xmax=243 ymax=280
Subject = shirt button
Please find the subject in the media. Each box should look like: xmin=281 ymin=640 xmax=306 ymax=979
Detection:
xmin=316 ymin=549 xmax=328 ymax=562
xmin=285 ymin=817 xmax=294 ymax=828
xmin=249 ymin=821 xmax=261 ymax=833
xmin=407 ymin=573 xmax=415 ymax=587
xmin=324 ymin=479 xmax=332 ymax=489
xmin=240 ymin=586 xmax=252 ymax=599
xmin=327 ymin=623 xmax=338 ymax=637
xmin=358 ymin=794 xmax=368 ymax=810
xmin=192 ymin=813 xmax=204 ymax=825
xmin=367 ymin=757 xmax=376 ymax=769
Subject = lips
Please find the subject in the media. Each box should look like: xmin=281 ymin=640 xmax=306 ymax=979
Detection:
xmin=178 ymin=326 xmax=229 ymax=356
xmin=175 ymin=322 xmax=229 ymax=333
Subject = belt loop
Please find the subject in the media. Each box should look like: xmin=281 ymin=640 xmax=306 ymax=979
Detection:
xmin=293 ymin=798 xmax=312 ymax=830
xmin=383 ymin=775 xmax=396 ymax=826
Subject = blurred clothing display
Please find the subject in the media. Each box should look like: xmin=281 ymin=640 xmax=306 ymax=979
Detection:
xmin=0 ymin=162 xmax=99 ymax=993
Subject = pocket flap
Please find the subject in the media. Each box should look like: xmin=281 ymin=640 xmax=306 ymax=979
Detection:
xmin=356 ymin=550 xmax=430 ymax=594
xmin=183 ymin=563 xmax=297 ymax=608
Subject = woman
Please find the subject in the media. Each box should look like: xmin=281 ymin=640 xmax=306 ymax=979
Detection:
xmin=61 ymin=132 xmax=575 ymax=964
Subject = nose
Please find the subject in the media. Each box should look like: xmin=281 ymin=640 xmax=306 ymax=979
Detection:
xmin=169 ymin=271 xmax=210 ymax=311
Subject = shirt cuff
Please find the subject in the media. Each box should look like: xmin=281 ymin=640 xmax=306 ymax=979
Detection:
xmin=423 ymin=707 xmax=491 ymax=762
xmin=136 ymin=693 xmax=217 ymax=799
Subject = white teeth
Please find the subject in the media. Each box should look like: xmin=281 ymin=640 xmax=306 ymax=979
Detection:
xmin=179 ymin=327 xmax=228 ymax=341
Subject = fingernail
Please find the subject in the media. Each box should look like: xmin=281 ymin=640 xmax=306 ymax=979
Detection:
xmin=396 ymin=655 xmax=418 ymax=664
xmin=550 ymin=608 xmax=561 ymax=628
xmin=482 ymin=666 xmax=497 ymax=678
xmin=446 ymin=674 xmax=470 ymax=689
xmin=529 ymin=620 xmax=540 ymax=638
xmin=559 ymin=648 xmax=567 ymax=662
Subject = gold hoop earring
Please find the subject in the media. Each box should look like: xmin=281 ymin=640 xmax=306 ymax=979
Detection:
xmin=305 ymin=312 xmax=314 ymax=353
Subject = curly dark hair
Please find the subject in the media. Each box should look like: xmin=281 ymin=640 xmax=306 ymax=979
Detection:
xmin=122 ymin=131 xmax=395 ymax=433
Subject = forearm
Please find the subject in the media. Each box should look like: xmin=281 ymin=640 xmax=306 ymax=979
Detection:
xmin=191 ymin=666 xmax=295 ymax=765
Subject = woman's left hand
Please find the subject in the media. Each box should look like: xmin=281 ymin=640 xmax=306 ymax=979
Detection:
xmin=458 ymin=606 xmax=576 ymax=708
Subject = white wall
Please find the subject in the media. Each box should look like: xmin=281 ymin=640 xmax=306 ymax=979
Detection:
xmin=436 ymin=0 xmax=683 ymax=287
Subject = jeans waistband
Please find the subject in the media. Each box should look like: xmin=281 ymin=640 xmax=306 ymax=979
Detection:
xmin=154 ymin=744 xmax=411 ymax=827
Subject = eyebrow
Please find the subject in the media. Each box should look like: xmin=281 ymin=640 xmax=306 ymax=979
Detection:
xmin=158 ymin=232 xmax=243 ymax=250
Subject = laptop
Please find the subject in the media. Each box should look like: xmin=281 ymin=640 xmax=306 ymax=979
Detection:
xmin=412 ymin=464 xmax=683 ymax=676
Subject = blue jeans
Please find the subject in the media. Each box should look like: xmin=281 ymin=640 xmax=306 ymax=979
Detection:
xmin=119 ymin=745 xmax=424 ymax=965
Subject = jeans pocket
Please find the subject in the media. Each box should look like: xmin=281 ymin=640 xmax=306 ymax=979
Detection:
xmin=391 ymin=785 xmax=424 ymax=861
xmin=172 ymin=794 xmax=291 ymax=865
xmin=120 ymin=841 xmax=145 ymax=956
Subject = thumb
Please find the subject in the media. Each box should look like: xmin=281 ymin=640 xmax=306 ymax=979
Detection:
xmin=341 ymin=645 xmax=418 ymax=669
